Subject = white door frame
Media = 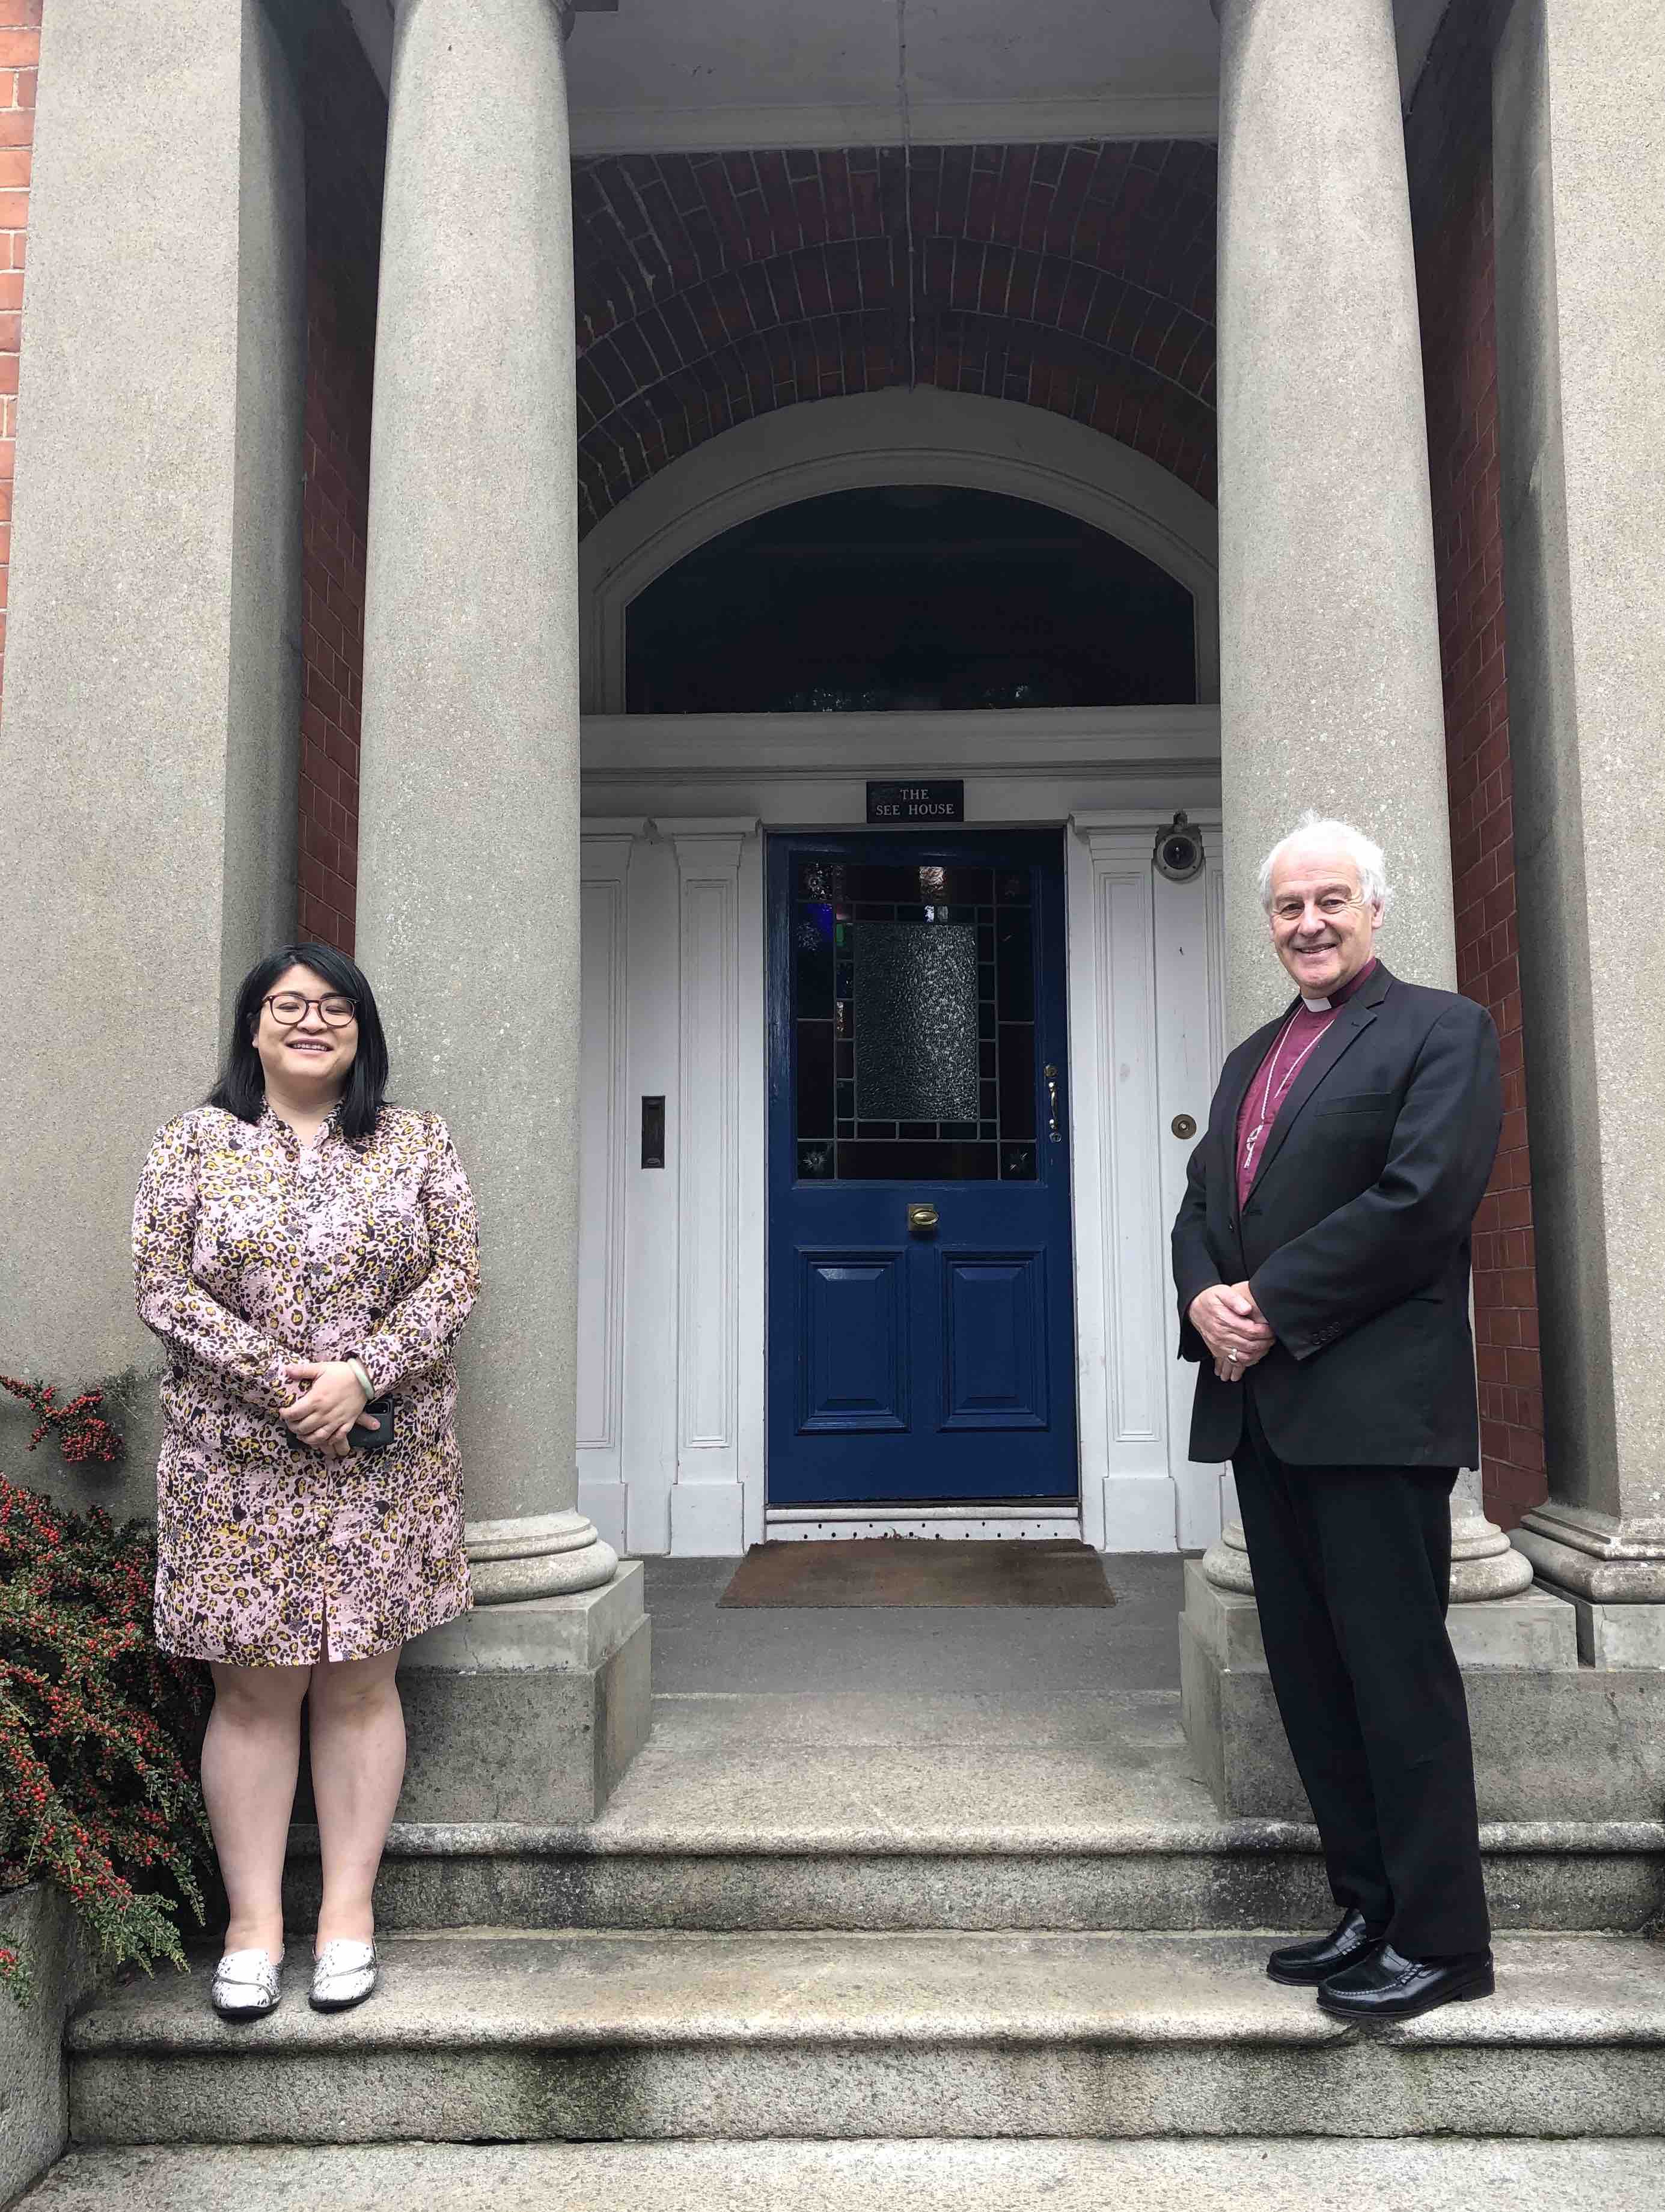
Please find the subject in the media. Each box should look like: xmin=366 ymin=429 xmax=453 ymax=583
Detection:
xmin=576 ymin=713 xmax=1226 ymax=1556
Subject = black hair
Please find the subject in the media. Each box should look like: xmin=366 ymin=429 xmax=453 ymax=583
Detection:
xmin=207 ymin=943 xmax=390 ymax=1142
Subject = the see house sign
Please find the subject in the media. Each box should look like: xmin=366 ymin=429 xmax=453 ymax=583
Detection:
xmin=866 ymin=780 xmax=965 ymax=824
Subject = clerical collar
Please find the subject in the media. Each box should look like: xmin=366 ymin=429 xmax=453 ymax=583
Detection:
xmin=1299 ymin=956 xmax=1378 ymax=1015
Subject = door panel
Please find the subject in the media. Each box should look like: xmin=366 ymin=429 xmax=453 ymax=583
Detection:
xmin=942 ymin=1252 xmax=1048 ymax=1429
xmin=799 ymin=1253 xmax=908 ymax=1432
xmin=768 ymin=831 xmax=1077 ymax=1505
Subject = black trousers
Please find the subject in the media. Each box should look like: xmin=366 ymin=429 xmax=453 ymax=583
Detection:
xmin=1233 ymin=1390 xmax=1490 ymax=1958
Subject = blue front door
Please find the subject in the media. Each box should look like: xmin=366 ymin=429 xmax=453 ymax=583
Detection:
xmin=767 ymin=831 xmax=1078 ymax=1506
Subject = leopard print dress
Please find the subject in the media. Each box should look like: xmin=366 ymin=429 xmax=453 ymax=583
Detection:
xmin=133 ymin=1103 xmax=480 ymax=1665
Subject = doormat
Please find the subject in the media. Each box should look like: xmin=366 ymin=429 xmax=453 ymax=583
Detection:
xmin=716 ymin=1538 xmax=1116 ymax=1609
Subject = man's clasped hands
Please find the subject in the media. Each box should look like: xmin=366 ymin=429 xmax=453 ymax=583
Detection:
xmin=1188 ymin=1282 xmax=1275 ymax=1385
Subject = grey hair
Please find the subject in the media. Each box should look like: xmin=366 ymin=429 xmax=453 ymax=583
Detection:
xmin=1257 ymin=812 xmax=1394 ymax=913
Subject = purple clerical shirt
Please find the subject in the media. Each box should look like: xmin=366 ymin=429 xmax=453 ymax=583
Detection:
xmin=1233 ymin=958 xmax=1378 ymax=1210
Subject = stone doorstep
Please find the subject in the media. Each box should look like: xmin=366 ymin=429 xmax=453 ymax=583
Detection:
xmin=23 ymin=2139 xmax=1665 ymax=2212
xmin=65 ymin=1930 xmax=1665 ymax=2148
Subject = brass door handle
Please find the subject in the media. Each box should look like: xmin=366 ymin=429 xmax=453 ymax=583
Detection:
xmin=1045 ymin=1064 xmax=1062 ymax=1142
xmin=907 ymin=1202 xmax=939 ymax=1234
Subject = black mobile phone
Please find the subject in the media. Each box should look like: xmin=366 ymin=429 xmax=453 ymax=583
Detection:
xmin=349 ymin=1394 xmax=397 ymax=1452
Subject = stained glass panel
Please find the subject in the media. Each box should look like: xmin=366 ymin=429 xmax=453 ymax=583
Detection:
xmin=791 ymin=856 xmax=1039 ymax=1181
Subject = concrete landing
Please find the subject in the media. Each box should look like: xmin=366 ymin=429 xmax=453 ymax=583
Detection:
xmin=68 ymin=1930 xmax=1665 ymax=2144
xmin=22 ymin=2139 xmax=1665 ymax=2212
xmin=641 ymin=1553 xmax=1190 ymax=1698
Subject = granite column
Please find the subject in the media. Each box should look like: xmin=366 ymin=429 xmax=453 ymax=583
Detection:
xmin=358 ymin=0 xmax=614 ymax=1604
xmin=356 ymin=0 xmax=647 ymax=1817
xmin=1203 ymin=0 xmax=1528 ymax=1603
xmin=1491 ymin=0 xmax=1665 ymax=1662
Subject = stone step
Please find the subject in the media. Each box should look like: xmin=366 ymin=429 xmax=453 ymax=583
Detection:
xmin=281 ymin=1695 xmax=1665 ymax=1936
xmin=23 ymin=2138 xmax=1665 ymax=2212
xmin=284 ymin=1814 xmax=1665 ymax=1936
xmin=69 ymin=1930 xmax=1665 ymax=2147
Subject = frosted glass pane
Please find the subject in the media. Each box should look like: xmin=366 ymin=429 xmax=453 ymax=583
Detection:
xmin=853 ymin=922 xmax=980 ymax=1121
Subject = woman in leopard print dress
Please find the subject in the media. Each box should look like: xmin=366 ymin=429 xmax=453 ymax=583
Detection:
xmin=133 ymin=942 xmax=479 ymax=2017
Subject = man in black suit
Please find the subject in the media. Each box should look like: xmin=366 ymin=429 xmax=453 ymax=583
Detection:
xmin=1172 ymin=814 xmax=1501 ymax=2022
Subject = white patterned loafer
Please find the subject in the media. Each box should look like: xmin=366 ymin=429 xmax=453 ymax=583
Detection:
xmin=310 ymin=1938 xmax=377 ymax=2012
xmin=210 ymin=1948 xmax=282 ymax=2020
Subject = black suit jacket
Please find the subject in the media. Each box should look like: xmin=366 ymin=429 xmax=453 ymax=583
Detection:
xmin=1171 ymin=964 xmax=1502 ymax=1466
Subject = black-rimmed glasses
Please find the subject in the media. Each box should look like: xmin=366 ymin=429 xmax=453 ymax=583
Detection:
xmin=263 ymin=992 xmax=358 ymax=1028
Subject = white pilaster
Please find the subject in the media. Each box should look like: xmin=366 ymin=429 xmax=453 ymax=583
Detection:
xmin=1152 ymin=824 xmax=1232 ymax=1551
xmin=1068 ymin=814 xmax=1226 ymax=1553
xmin=736 ymin=832 xmax=769 ymax=1551
xmin=575 ymin=824 xmax=643 ymax=1557
xmin=664 ymin=818 xmax=757 ymax=1555
xmin=619 ymin=832 xmax=681 ymax=1554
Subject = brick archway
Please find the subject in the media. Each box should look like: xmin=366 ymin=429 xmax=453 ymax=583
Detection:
xmin=572 ymin=141 xmax=1218 ymax=537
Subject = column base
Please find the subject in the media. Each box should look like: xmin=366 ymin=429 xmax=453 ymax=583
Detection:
xmin=1204 ymin=1492 xmax=1536 ymax=1603
xmin=396 ymin=1559 xmax=651 ymax=1823
xmin=1200 ymin=1519 xmax=1256 ymax=1594
xmin=1178 ymin=1559 xmax=1665 ymax=1820
xmin=1512 ymin=1502 xmax=1665 ymax=1600
xmin=465 ymin=1508 xmax=619 ymax=1603
xmin=1513 ymin=1508 xmax=1665 ymax=1666
xmin=1449 ymin=1476 xmax=1538 ymax=1597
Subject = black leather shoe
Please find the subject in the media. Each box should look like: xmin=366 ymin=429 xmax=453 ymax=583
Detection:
xmin=1317 ymin=1943 xmax=1494 ymax=2021
xmin=1265 ymin=1909 xmax=1387 ymax=1987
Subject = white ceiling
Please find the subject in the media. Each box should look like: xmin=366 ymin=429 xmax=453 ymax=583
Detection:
xmin=563 ymin=0 xmax=1453 ymax=154
xmin=346 ymin=0 xmax=1453 ymax=154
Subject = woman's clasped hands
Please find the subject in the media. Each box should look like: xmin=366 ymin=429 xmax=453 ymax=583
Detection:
xmin=280 ymin=1360 xmax=379 ymax=1459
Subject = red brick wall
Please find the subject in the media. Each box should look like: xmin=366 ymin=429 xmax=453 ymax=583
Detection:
xmin=0 ymin=2 xmax=40 ymax=716
xmin=572 ymin=141 xmax=1217 ymax=536
xmin=1408 ymin=2 xmax=1544 ymax=1528
xmin=295 ymin=22 xmax=385 ymax=955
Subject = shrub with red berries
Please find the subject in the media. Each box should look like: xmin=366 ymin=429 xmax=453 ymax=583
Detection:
xmin=1 ymin=1470 xmax=212 ymax=2005
xmin=1 ymin=1374 xmax=124 ymax=1466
